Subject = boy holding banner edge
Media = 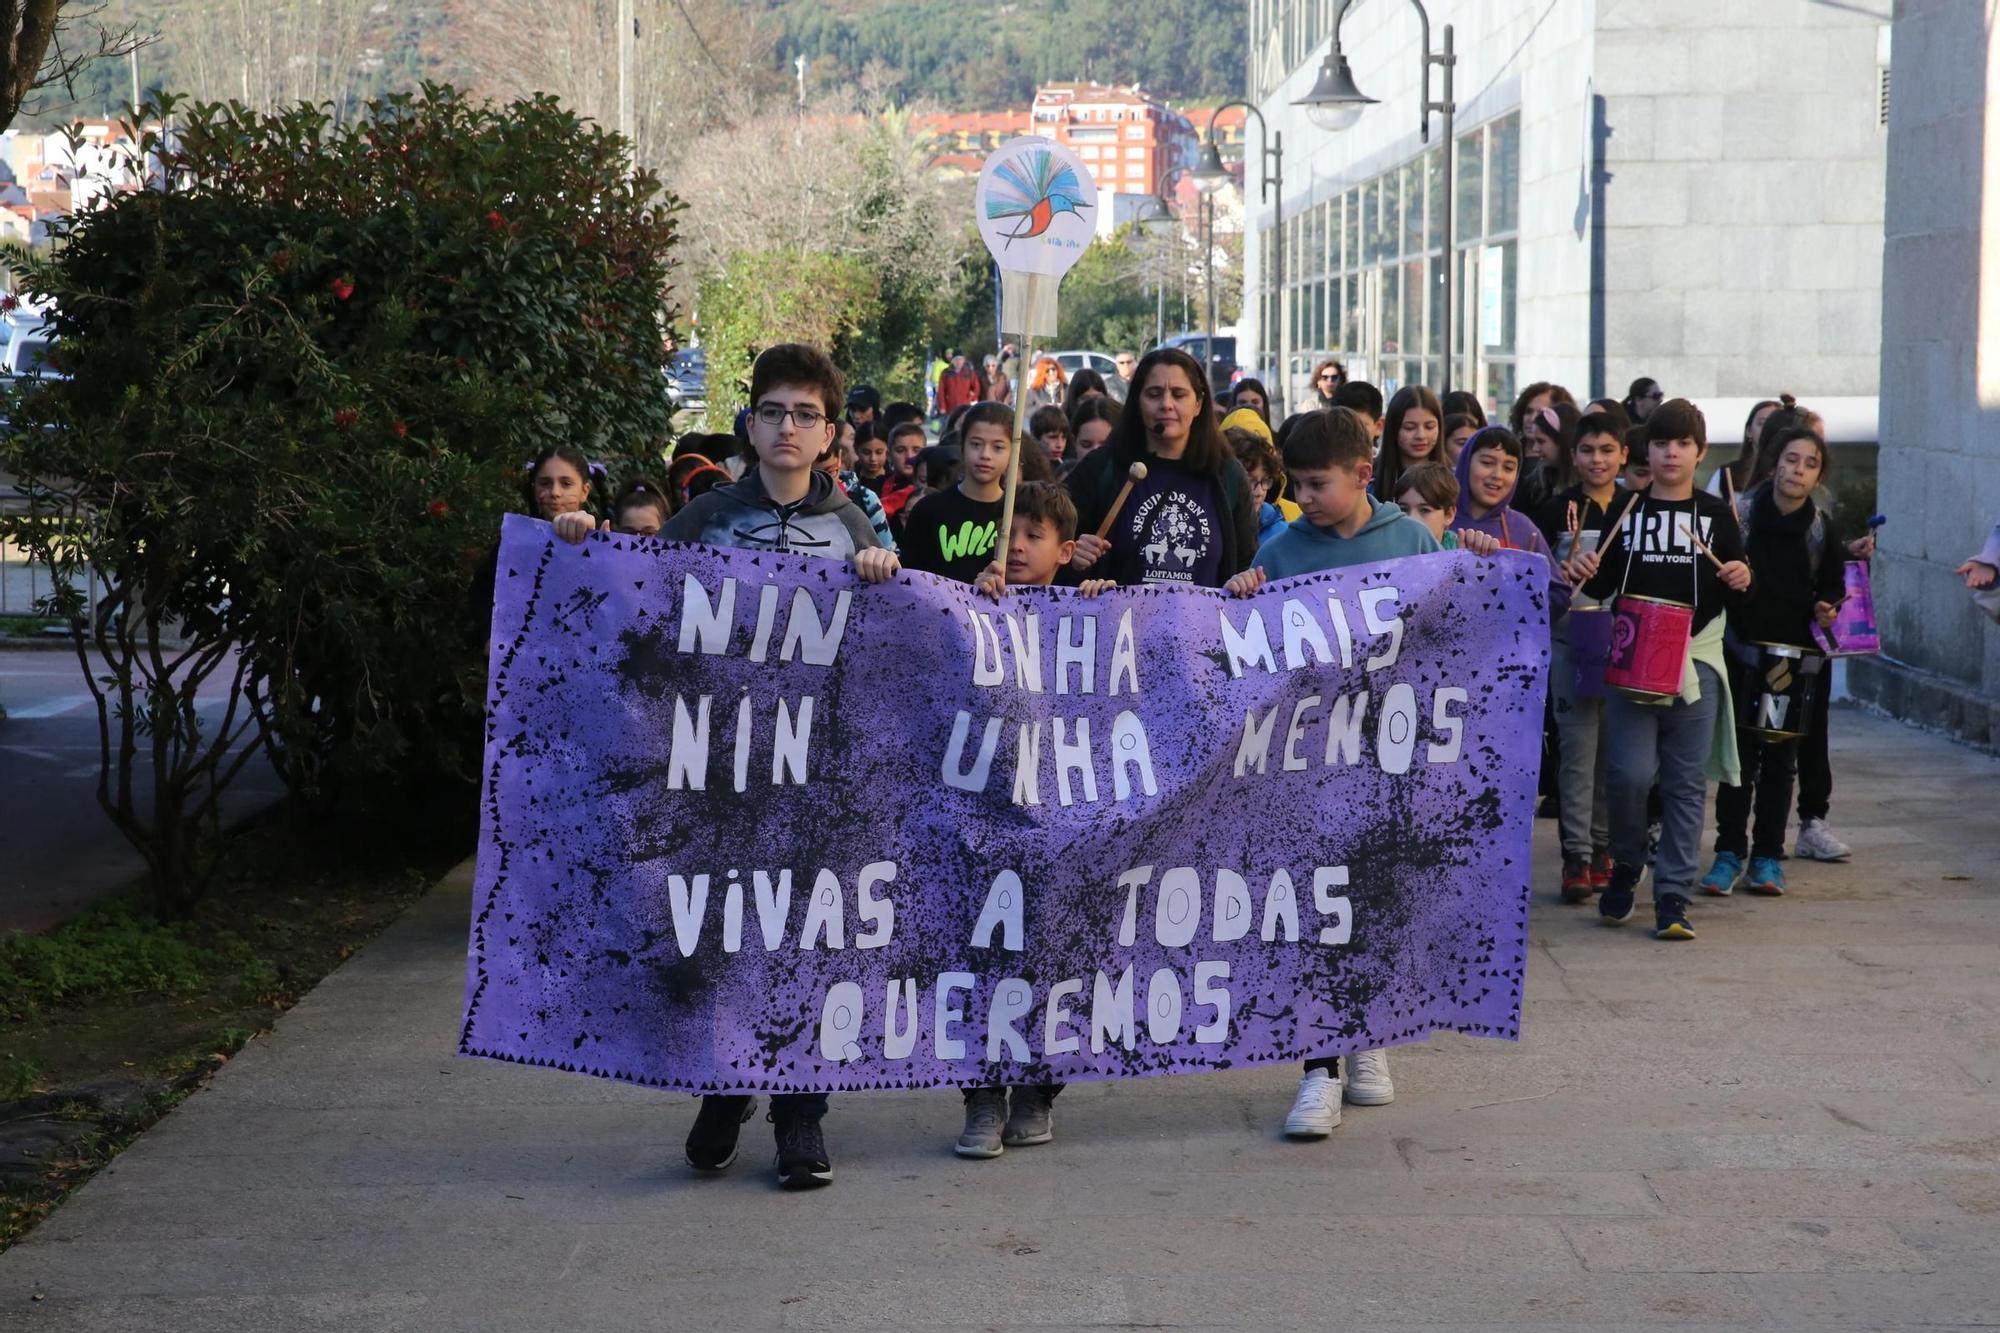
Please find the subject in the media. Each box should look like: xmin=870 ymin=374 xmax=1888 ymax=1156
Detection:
xmin=952 ymin=481 xmax=1115 ymax=1157
xmin=562 ymin=343 xmax=899 ymax=1189
xmin=1224 ymin=406 xmax=1450 ymax=1138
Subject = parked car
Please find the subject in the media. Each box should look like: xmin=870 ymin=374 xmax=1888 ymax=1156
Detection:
xmin=665 ymin=347 xmax=706 ymax=419
xmin=1157 ymin=332 xmax=1237 ymax=400
xmin=0 ymin=316 xmax=59 ymax=382
xmin=1050 ymin=350 xmax=1127 ymax=401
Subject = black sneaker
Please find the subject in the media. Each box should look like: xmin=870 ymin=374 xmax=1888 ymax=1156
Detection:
xmin=1654 ymin=893 xmax=1696 ymax=941
xmin=685 ymin=1094 xmax=755 ymax=1172
xmin=773 ymin=1110 xmax=833 ymax=1190
xmin=1598 ymin=863 xmax=1642 ymax=925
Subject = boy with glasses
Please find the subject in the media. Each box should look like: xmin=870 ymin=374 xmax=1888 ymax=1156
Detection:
xmin=661 ymin=346 xmax=896 ymax=1186
xmin=554 ymin=345 xmax=896 ymax=1186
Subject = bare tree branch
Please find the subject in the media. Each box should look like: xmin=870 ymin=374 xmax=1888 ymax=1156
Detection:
xmin=0 ymin=0 xmax=153 ymax=132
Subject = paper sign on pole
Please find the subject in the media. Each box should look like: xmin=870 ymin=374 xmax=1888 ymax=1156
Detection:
xmin=976 ymin=136 xmax=1097 ymax=338
xmin=974 ymin=136 xmax=1099 ymax=585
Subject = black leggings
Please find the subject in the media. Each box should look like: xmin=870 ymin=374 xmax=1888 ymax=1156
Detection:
xmin=1796 ymin=679 xmax=1832 ymax=822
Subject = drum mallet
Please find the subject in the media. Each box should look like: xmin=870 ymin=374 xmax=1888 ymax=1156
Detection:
xmin=1594 ymin=489 xmax=1642 ymax=559
xmin=1094 ymin=461 xmax=1149 ymax=540
xmin=1680 ymin=518 xmax=1730 ymax=574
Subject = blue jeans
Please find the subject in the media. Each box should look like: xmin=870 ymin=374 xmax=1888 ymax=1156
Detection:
xmin=1604 ymin=664 xmax=1721 ymax=901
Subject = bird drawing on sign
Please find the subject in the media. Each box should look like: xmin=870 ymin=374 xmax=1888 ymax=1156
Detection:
xmin=985 ymin=148 xmax=1090 ymax=246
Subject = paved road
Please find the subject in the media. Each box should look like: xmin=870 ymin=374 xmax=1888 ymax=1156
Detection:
xmin=1 ymin=707 xmax=1995 ymax=1330
xmin=0 ymin=647 xmax=285 ymax=932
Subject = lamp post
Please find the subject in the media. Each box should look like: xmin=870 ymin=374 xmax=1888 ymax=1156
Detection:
xmin=1194 ymin=103 xmax=1282 ymax=415
xmin=1202 ymin=193 xmax=1215 ymax=366
xmin=1295 ymin=0 xmax=1458 ymax=397
xmin=1140 ymin=165 xmax=1195 ymax=348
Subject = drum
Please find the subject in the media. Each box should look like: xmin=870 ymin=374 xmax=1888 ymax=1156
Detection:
xmin=1605 ymin=595 xmax=1694 ymax=703
xmin=1566 ymin=608 xmax=1614 ymax=700
xmin=1737 ymin=642 xmax=1826 ymax=741
xmin=1812 ymin=561 xmax=1880 ymax=657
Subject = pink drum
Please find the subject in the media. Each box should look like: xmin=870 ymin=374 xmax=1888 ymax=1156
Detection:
xmin=1566 ymin=608 xmax=1614 ymax=700
xmin=1812 ymin=561 xmax=1880 ymax=657
xmin=1605 ymin=595 xmax=1694 ymax=702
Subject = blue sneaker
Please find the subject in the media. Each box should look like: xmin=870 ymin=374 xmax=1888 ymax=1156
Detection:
xmin=1699 ymin=852 xmax=1743 ymax=897
xmin=1654 ymin=893 xmax=1696 ymax=941
xmin=1598 ymin=864 xmax=1642 ymax=925
xmin=1745 ymin=857 xmax=1786 ymax=896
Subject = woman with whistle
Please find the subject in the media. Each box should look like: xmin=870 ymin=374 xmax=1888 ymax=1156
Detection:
xmin=1063 ymin=347 xmax=1259 ymax=589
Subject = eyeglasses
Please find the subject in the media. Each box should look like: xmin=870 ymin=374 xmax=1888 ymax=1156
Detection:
xmin=1317 ymin=372 xmax=1339 ymax=383
xmin=754 ymin=403 xmax=827 ymax=429
xmin=1643 ymin=390 xmax=1664 ymax=401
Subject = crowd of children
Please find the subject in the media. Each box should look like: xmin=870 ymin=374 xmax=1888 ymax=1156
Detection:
xmin=509 ymin=343 xmax=1873 ymax=1190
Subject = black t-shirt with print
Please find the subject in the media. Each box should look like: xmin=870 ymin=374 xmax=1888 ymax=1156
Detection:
xmin=1582 ymin=488 xmax=1750 ymax=633
xmin=900 ymin=486 xmax=1004 ymax=584
xmin=1106 ymin=458 xmax=1228 ymax=588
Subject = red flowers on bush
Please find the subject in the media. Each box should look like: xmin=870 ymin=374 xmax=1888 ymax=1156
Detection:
xmin=428 ymin=500 xmax=450 ymax=520
xmin=0 ymin=294 xmax=17 ymax=312
xmin=330 ymin=277 xmax=355 ymax=301
xmin=391 ymin=419 xmax=408 ymax=438
xmin=485 ymin=210 xmax=506 ymax=232
xmin=333 ymin=409 xmax=358 ymax=428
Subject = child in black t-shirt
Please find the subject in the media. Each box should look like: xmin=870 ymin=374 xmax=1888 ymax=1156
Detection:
xmin=1568 ymin=400 xmax=1752 ymax=942
xmin=901 ymin=404 xmax=1014 ymax=582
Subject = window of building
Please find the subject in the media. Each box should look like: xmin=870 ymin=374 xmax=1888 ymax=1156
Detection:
xmin=1125 ymin=124 xmax=1145 ymax=139
xmin=1125 ymin=146 xmax=1145 ymax=160
xmin=1260 ymin=106 xmax=1521 ymax=410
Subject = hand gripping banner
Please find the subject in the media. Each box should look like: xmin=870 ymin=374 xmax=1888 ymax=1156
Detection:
xmin=461 ymin=515 xmax=1548 ymax=1093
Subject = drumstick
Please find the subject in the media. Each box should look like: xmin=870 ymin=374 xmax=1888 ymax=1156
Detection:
xmin=1094 ymin=461 xmax=1149 ymax=540
xmin=1594 ymin=489 xmax=1641 ymax=559
xmin=1679 ymin=517 xmax=1728 ymax=573
xmin=1566 ymin=500 xmax=1580 ymax=544
xmin=1721 ymin=464 xmax=1736 ymax=510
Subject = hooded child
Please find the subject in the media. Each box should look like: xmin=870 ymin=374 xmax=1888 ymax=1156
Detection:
xmin=1449 ymin=425 xmax=1573 ymax=623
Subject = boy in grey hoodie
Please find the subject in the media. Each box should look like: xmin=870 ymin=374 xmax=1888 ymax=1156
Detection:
xmin=1225 ymin=406 xmax=1493 ymax=1140
xmin=553 ymin=344 xmax=898 ymax=1190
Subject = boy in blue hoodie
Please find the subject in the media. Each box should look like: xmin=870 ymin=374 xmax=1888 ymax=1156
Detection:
xmin=1230 ymin=407 xmax=1442 ymax=590
xmin=1226 ymin=405 xmax=1449 ymax=1139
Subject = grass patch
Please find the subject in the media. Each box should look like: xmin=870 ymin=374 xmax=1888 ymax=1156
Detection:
xmin=0 ymin=790 xmax=472 ymax=1249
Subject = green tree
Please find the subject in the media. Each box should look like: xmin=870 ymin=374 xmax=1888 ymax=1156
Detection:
xmin=1 ymin=86 xmax=681 ymax=917
xmin=1053 ymin=230 xmax=1156 ymax=352
xmin=697 ymin=250 xmax=878 ymax=430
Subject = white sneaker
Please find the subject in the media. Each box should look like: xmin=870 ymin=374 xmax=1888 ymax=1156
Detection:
xmin=1344 ymin=1049 xmax=1396 ymax=1105
xmin=1795 ymin=818 xmax=1851 ymax=861
xmin=1283 ymin=1068 xmax=1341 ymax=1138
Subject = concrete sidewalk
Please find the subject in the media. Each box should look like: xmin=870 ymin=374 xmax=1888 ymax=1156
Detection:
xmin=3 ymin=706 xmax=1998 ymax=1331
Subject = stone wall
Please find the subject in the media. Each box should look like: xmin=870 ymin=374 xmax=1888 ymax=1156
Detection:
xmin=1851 ymin=0 xmax=2000 ymax=749
xmin=1592 ymin=0 xmax=1888 ymax=400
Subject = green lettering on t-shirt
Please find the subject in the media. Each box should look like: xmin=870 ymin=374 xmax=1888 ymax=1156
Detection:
xmin=939 ymin=520 xmax=998 ymax=564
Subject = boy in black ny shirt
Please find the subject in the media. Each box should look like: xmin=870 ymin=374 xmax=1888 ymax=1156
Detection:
xmin=901 ymin=403 xmax=1013 ymax=582
xmin=1567 ymin=400 xmax=1751 ymax=942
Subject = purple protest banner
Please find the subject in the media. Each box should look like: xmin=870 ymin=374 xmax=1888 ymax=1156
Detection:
xmin=461 ymin=514 xmax=1548 ymax=1093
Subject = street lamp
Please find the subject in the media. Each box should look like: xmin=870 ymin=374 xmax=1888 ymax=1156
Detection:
xmin=1195 ymin=101 xmax=1284 ymax=415
xmin=1296 ymin=0 xmax=1458 ymax=395
xmin=1139 ymin=165 xmax=1193 ymax=344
